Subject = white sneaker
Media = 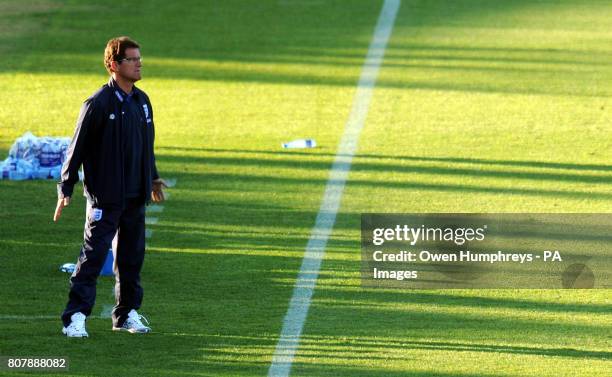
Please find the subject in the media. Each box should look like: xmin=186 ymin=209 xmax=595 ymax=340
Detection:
xmin=112 ymin=309 xmax=151 ymax=333
xmin=62 ymin=312 xmax=88 ymax=337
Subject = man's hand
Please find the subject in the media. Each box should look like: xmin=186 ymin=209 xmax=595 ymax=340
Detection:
xmin=54 ymin=197 xmax=71 ymax=222
xmin=152 ymin=178 xmax=168 ymax=203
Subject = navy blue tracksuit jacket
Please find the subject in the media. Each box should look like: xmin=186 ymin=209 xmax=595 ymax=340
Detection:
xmin=58 ymin=78 xmax=159 ymax=206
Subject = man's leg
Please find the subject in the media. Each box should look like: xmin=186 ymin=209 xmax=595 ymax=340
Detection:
xmin=111 ymin=199 xmax=146 ymax=328
xmin=62 ymin=203 xmax=120 ymax=327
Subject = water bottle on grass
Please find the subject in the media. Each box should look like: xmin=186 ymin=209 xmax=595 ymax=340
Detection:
xmin=282 ymin=139 xmax=316 ymax=149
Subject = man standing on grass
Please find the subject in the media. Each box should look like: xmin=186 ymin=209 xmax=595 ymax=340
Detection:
xmin=54 ymin=36 xmax=167 ymax=337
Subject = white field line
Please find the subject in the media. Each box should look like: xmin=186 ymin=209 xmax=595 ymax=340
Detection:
xmin=0 ymin=313 xmax=110 ymax=320
xmin=147 ymin=205 xmax=165 ymax=213
xmin=267 ymin=1 xmax=401 ymax=376
xmin=146 ymin=217 xmax=159 ymax=225
xmin=97 ymin=286 xmax=116 ymax=318
xmin=99 ymin=304 xmax=113 ymax=318
xmin=0 ymin=315 xmax=58 ymax=320
xmin=144 ymin=178 xmax=176 ymax=236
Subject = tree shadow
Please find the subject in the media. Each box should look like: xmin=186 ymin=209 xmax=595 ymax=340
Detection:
xmin=159 ymin=152 xmax=612 ymax=185
xmin=297 ymin=336 xmax=612 ymax=360
xmin=2 ymin=0 xmax=611 ymax=98
xmin=160 ymin=147 xmax=612 ymax=173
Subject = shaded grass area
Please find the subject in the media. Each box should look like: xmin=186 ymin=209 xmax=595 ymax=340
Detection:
xmin=1 ymin=0 xmax=611 ymax=100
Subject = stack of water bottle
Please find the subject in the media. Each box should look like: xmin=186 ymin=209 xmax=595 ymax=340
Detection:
xmin=0 ymin=132 xmax=72 ymax=180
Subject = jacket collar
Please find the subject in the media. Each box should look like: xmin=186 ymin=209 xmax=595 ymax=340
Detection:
xmin=108 ymin=77 xmax=140 ymax=102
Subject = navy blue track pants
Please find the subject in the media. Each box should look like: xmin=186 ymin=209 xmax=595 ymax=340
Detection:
xmin=61 ymin=198 xmax=146 ymax=328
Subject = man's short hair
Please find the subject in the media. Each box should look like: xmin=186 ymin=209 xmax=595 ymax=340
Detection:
xmin=104 ymin=36 xmax=140 ymax=74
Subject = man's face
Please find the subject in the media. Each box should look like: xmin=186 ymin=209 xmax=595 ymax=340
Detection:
xmin=114 ymin=47 xmax=142 ymax=82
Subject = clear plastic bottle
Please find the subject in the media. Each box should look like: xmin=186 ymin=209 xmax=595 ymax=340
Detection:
xmin=60 ymin=263 xmax=76 ymax=274
xmin=282 ymin=139 xmax=317 ymax=149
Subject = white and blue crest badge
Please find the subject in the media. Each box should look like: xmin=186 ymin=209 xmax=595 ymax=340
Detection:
xmin=92 ymin=208 xmax=103 ymax=222
xmin=143 ymin=104 xmax=152 ymax=123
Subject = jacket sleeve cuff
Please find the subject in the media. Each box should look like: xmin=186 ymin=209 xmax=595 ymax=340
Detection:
xmin=152 ymin=163 xmax=160 ymax=181
xmin=57 ymin=183 xmax=74 ymax=199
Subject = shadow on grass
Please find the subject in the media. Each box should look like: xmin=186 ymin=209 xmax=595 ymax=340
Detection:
xmin=167 ymin=170 xmax=612 ymax=202
xmin=2 ymin=0 xmax=611 ymax=98
xmin=297 ymin=336 xmax=612 ymax=360
xmin=172 ymin=146 xmax=612 ymax=172
xmin=160 ymin=153 xmax=612 ymax=185
xmin=153 ymin=146 xmax=612 ymax=206
xmin=2 ymin=138 xmax=610 ymax=376
xmin=314 ymin=283 xmax=612 ymax=315
xmin=160 ymin=146 xmax=612 ymax=173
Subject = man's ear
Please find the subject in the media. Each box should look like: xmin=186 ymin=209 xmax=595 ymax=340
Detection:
xmin=110 ymin=60 xmax=119 ymax=72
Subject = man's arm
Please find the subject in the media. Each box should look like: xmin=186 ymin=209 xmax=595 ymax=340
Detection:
xmin=147 ymin=99 xmax=167 ymax=202
xmin=151 ymin=143 xmax=167 ymax=202
xmin=151 ymin=129 xmax=160 ymax=181
xmin=54 ymin=99 xmax=96 ymax=221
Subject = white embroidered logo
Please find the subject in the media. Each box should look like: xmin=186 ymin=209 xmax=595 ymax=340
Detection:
xmin=109 ymin=114 xmax=115 ymax=120
xmin=143 ymin=104 xmax=149 ymax=118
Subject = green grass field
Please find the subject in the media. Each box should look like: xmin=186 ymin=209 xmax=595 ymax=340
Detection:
xmin=0 ymin=0 xmax=610 ymax=376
